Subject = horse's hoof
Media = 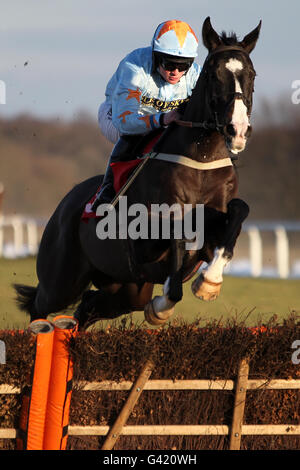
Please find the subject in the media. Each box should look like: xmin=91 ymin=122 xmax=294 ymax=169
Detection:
xmin=144 ymin=298 xmax=174 ymax=326
xmin=191 ymin=273 xmax=222 ymax=301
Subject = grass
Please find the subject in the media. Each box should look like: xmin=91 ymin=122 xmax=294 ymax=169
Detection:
xmin=0 ymin=257 xmax=299 ymax=329
xmin=0 ymin=257 xmax=38 ymax=329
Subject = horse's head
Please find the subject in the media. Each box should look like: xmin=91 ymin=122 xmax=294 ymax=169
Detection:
xmin=201 ymin=17 xmax=261 ymax=154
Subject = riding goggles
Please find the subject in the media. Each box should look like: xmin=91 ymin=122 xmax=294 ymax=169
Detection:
xmin=160 ymin=58 xmax=193 ymax=72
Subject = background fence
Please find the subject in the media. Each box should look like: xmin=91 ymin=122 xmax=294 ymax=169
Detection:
xmin=0 ymin=215 xmax=46 ymax=259
xmin=1 ymin=214 xmax=300 ymax=279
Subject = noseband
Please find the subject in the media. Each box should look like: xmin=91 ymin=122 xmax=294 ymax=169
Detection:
xmin=176 ymin=45 xmax=253 ymax=133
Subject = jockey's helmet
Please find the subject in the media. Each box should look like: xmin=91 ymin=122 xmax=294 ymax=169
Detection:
xmin=152 ymin=20 xmax=198 ymax=59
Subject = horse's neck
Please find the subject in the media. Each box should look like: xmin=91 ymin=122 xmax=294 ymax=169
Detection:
xmin=183 ymin=72 xmax=210 ymax=124
xmin=154 ymin=73 xmax=229 ymax=160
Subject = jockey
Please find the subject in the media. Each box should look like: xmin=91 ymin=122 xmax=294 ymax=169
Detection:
xmin=93 ymin=20 xmax=201 ymax=209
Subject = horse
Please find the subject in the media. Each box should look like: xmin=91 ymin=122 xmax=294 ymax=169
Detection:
xmin=14 ymin=17 xmax=261 ymax=330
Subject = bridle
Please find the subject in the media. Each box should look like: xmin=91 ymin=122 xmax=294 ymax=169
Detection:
xmin=176 ymin=45 xmax=253 ymax=133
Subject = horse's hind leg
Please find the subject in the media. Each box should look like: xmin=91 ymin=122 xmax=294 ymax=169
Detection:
xmin=16 ymin=272 xmax=91 ymax=322
xmin=35 ymin=271 xmax=91 ymax=317
xmin=192 ymin=198 xmax=249 ymax=300
xmin=74 ymin=282 xmax=154 ymax=330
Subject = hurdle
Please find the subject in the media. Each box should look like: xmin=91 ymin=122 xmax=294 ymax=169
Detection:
xmin=17 ymin=315 xmax=77 ymax=450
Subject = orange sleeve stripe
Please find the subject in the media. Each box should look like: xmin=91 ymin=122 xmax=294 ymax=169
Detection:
xmin=118 ymin=110 xmax=133 ymax=123
xmin=138 ymin=114 xmax=158 ymax=129
xmin=126 ymin=87 xmax=141 ymax=103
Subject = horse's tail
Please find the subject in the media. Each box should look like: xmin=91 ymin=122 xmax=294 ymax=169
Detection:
xmin=14 ymin=284 xmax=37 ymax=314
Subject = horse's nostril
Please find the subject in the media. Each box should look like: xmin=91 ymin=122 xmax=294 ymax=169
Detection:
xmin=225 ymin=124 xmax=236 ymax=137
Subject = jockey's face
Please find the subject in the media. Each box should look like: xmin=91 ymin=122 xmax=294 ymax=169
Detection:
xmin=158 ymin=65 xmax=186 ymax=84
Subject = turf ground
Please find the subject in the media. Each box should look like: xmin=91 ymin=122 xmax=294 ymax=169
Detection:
xmin=0 ymin=257 xmax=299 ymax=329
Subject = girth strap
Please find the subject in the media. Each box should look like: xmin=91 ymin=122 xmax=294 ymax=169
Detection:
xmin=144 ymin=152 xmax=233 ymax=170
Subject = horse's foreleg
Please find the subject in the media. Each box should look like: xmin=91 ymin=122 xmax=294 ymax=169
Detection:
xmin=144 ymin=239 xmax=185 ymax=326
xmin=144 ymin=277 xmax=175 ymax=325
xmin=191 ymin=247 xmax=228 ymax=300
xmin=192 ymin=198 xmax=249 ymax=300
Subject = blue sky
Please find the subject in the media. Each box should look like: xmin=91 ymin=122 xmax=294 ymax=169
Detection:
xmin=0 ymin=0 xmax=299 ymax=120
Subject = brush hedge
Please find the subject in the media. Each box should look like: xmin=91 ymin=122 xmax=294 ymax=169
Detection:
xmin=0 ymin=316 xmax=299 ymax=450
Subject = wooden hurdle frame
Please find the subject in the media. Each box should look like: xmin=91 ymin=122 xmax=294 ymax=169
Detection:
xmin=1 ymin=357 xmax=300 ymax=450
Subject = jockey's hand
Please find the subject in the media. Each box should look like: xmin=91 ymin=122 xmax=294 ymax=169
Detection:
xmin=162 ymin=109 xmax=182 ymax=126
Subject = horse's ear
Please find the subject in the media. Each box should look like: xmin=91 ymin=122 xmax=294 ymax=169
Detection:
xmin=239 ymin=20 xmax=262 ymax=54
xmin=202 ymin=16 xmax=221 ymax=52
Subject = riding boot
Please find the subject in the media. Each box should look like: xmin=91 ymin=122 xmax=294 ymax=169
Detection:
xmin=92 ymin=135 xmax=141 ymax=211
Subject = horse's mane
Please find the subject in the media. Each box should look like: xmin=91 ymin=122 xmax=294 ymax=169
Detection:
xmin=220 ymin=31 xmax=239 ymax=45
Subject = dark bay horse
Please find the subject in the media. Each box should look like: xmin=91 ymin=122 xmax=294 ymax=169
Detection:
xmin=14 ymin=17 xmax=261 ymax=329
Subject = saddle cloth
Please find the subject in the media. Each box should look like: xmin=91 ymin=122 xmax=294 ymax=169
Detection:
xmin=81 ymin=159 xmax=143 ymax=223
xmin=81 ymin=131 xmax=163 ymax=223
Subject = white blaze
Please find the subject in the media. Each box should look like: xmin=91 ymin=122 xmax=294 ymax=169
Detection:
xmin=225 ymin=58 xmax=249 ymax=153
